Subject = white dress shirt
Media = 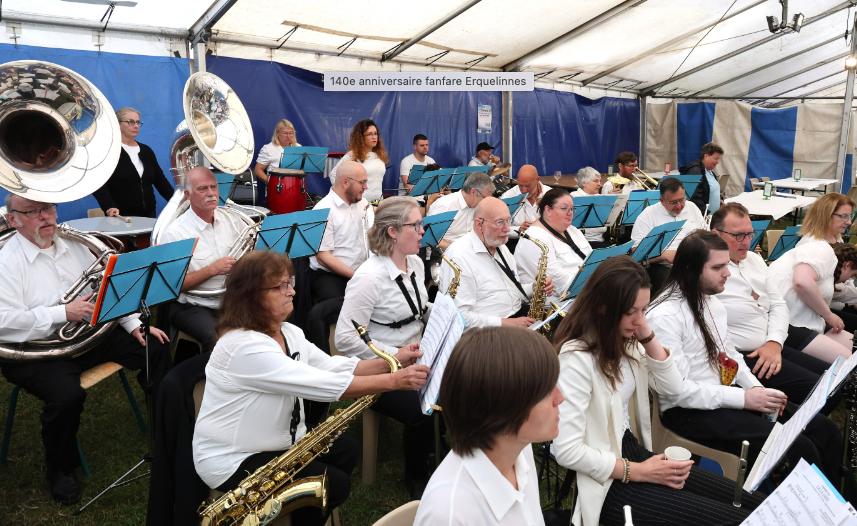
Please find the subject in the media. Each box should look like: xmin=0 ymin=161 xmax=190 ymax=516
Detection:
xmin=601 ymin=179 xmax=640 ymax=195
xmin=427 ymin=191 xmax=474 ymax=245
xmin=398 ymin=153 xmax=436 ymax=195
xmin=438 ymin=231 xmax=532 ymax=329
xmin=515 ymin=223 xmax=591 ymax=304
xmin=310 ymin=190 xmax=373 ymax=272
xmin=571 ymin=188 xmax=608 ymax=243
xmin=329 ymin=151 xmax=386 ymax=203
xmin=335 ymin=255 xmax=430 ymax=359
xmin=630 ymin=201 xmax=704 ymax=265
xmin=768 ymin=239 xmax=837 ymax=333
xmin=415 ymin=446 xmax=544 ymax=526
xmin=716 ymin=252 xmax=790 ymax=352
xmin=796 ymin=235 xmax=857 ymax=308
xmin=161 ymin=207 xmax=245 ymax=309
xmin=647 ymin=292 xmax=762 ymax=413
xmin=193 ymin=322 xmax=359 ymax=489
xmin=500 ymin=183 xmax=551 ymax=239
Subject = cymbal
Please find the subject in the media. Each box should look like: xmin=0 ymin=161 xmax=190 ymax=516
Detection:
xmin=488 ymin=163 xmax=511 ymax=177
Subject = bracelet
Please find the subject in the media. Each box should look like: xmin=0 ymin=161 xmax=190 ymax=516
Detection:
xmin=638 ymin=330 xmax=656 ymax=345
xmin=622 ymin=458 xmax=631 ymax=484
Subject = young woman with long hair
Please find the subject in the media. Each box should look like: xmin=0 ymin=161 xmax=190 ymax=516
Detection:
xmin=330 ymin=118 xmax=389 ymax=203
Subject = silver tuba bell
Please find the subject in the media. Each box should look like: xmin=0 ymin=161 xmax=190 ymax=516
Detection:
xmin=0 ymin=61 xmax=124 ymax=362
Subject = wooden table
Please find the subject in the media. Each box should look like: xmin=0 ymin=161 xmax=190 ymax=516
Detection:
xmin=539 ymin=175 xmax=578 ymax=190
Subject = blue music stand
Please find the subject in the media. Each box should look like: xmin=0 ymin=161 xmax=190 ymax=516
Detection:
xmin=623 ymin=191 xmax=661 ymax=224
xmin=749 ymin=220 xmax=771 ymax=252
xmin=501 ymin=195 xmax=527 ymax=219
xmin=255 ymin=208 xmax=330 ymax=258
xmin=572 ymin=195 xmax=619 ymax=229
xmin=215 ymin=173 xmax=237 ymax=206
xmin=279 ymin=146 xmax=329 ymax=174
xmin=767 ymin=225 xmax=801 ymax=262
xmin=409 ymin=169 xmax=454 ymax=197
xmin=632 ymin=220 xmax=686 ymax=263
xmin=664 ymin=175 xmax=702 ymax=198
xmin=422 ymin=211 xmax=457 ymax=248
xmin=565 ymin=241 xmax=634 ymax=297
xmin=407 ymin=165 xmax=427 ymax=185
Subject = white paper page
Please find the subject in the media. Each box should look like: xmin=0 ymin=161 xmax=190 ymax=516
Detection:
xmin=530 ymin=298 xmax=575 ymax=331
xmin=605 ymin=194 xmax=629 ymax=227
xmin=842 ymin=503 xmax=857 ymax=526
xmin=416 ymin=292 xmax=457 ymax=370
xmin=829 ymin=352 xmax=857 ymax=396
xmin=420 ymin=299 xmax=465 ymax=415
xmin=741 ymin=459 xmax=849 ymax=526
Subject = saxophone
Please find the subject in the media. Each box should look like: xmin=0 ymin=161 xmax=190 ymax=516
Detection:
xmin=517 ymin=230 xmax=549 ymax=322
xmin=429 ymin=243 xmax=462 ymax=299
xmin=198 ymin=321 xmax=402 ymax=526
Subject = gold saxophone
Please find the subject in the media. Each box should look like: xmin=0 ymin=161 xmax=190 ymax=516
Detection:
xmin=429 ymin=243 xmax=462 ymax=299
xmin=198 ymin=321 xmax=402 ymax=526
xmin=517 ymin=230 xmax=549 ymax=322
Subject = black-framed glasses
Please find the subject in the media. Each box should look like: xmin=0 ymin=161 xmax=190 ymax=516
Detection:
xmin=719 ymin=230 xmax=756 ymax=242
xmin=266 ymin=277 xmax=296 ymax=294
xmin=10 ymin=204 xmax=57 ymax=219
xmin=345 ymin=177 xmax=369 ymax=188
xmin=665 ymin=197 xmax=686 ymax=206
xmin=119 ymin=119 xmax=143 ymax=126
xmin=479 ymin=217 xmax=513 ymax=228
xmin=402 ymin=220 xmax=423 ymax=232
xmin=833 ymin=212 xmax=853 ymax=223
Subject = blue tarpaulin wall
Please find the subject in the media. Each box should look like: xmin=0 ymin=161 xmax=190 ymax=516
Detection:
xmin=745 ymin=106 xmax=798 ymax=191
xmin=0 ymin=43 xmax=188 ymax=222
xmin=512 ymin=88 xmax=639 ymax=177
xmin=676 ymin=102 xmax=715 ymax=168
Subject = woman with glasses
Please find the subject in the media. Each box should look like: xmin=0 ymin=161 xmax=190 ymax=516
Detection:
xmin=193 ymin=250 xmax=429 ymax=526
xmin=571 ymin=167 xmax=610 ymax=248
xmin=92 ymin=107 xmax=174 ymax=218
xmin=334 ymin=196 xmax=438 ymax=499
xmin=516 ymin=188 xmax=592 ymax=305
xmin=330 ymin=119 xmax=389 ymax=203
xmin=253 ymin=119 xmax=301 ymax=202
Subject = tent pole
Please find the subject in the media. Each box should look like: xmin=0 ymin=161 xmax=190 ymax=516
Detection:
xmin=193 ymin=42 xmax=207 ymax=74
xmin=836 ymin=13 xmax=857 ymax=191
xmin=503 ymin=91 xmax=513 ymax=174
xmin=640 ymin=95 xmax=647 ymax=169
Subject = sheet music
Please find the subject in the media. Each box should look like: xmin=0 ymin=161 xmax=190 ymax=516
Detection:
xmin=741 ymin=459 xmax=850 ymax=526
xmin=829 ymin=351 xmax=857 ymax=395
xmin=605 ymin=194 xmax=629 ymax=227
xmin=530 ymin=298 xmax=574 ymax=331
xmin=416 ymin=293 xmax=465 ymax=414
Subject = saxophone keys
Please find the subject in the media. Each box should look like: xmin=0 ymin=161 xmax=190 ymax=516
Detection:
xmin=245 ymin=490 xmax=260 ymax=503
xmin=301 ymin=452 xmax=313 ymax=463
xmin=259 ymin=479 xmax=276 ymax=493
xmin=241 ymin=514 xmax=260 ymax=526
xmin=272 ymin=471 xmax=287 ymax=482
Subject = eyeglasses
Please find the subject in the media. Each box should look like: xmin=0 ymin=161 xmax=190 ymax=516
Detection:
xmin=266 ymin=277 xmax=296 ymax=295
xmin=479 ymin=218 xmax=513 ymax=228
xmin=11 ymin=204 xmax=57 ymax=219
xmin=120 ymin=120 xmax=143 ymax=126
xmin=551 ymin=205 xmax=573 ymax=214
xmin=402 ymin=220 xmax=423 ymax=232
xmin=665 ymin=197 xmax=686 ymax=206
xmin=474 ymin=189 xmax=489 ymax=199
xmin=345 ymin=177 xmax=369 ymax=188
xmin=364 ymin=132 xmax=379 ymax=137
xmin=719 ymin=231 xmax=756 ymax=242
xmin=277 ymin=130 xmax=294 ymax=135
xmin=833 ymin=213 xmax=853 ymax=223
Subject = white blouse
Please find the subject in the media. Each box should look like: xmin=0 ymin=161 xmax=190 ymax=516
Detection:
xmin=768 ymin=239 xmax=837 ymax=332
xmin=330 ymin=151 xmax=387 ymax=203
xmin=256 ymin=141 xmax=302 ymax=171
xmin=192 ymin=323 xmax=359 ymax=489
xmin=515 ymin=223 xmax=592 ymax=304
xmin=121 ymin=143 xmax=144 ymax=177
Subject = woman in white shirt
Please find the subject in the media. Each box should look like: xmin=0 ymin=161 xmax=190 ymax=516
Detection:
xmin=334 ymin=196 xmax=437 ymax=499
xmin=553 ymin=256 xmax=763 ymax=526
xmin=330 ymin=119 xmax=389 ymax=203
xmin=516 ymin=188 xmax=592 ymax=304
xmin=571 ymin=166 xmax=610 ymax=248
xmin=253 ymin=118 xmax=301 ymax=184
xmin=415 ymin=326 xmax=564 ymax=526
xmin=193 ymin=250 xmax=429 ymax=526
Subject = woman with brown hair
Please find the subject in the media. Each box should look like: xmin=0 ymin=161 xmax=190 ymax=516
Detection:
xmin=553 ymin=255 xmax=762 ymax=526
xmin=330 ymin=118 xmax=389 ymax=203
xmin=192 ymin=250 xmax=430 ymax=526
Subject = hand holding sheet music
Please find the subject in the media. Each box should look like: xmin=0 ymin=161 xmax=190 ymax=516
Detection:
xmin=416 ymin=292 xmax=465 ymax=415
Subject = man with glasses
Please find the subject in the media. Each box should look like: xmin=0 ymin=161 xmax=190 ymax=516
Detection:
xmin=631 ymin=177 xmax=705 ymax=291
xmin=0 ymin=193 xmax=171 ymax=505
xmin=711 ymin=203 xmax=840 ymax=413
xmin=437 ymin=197 xmax=553 ymax=331
xmin=602 ymin=151 xmax=642 ymax=195
xmin=310 ymin=161 xmax=374 ymax=302
xmin=427 ymin=172 xmax=494 ymax=250
xmin=162 ymin=167 xmax=247 ymax=354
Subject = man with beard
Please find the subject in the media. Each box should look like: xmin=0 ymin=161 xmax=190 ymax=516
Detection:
xmin=437 ymin=197 xmax=553 ymax=331
xmin=646 ymin=231 xmax=844 ymax=486
xmin=162 ymin=167 xmax=247 ymax=353
xmin=0 ymin=193 xmax=171 ymax=504
xmin=310 ymin=161 xmax=374 ymax=301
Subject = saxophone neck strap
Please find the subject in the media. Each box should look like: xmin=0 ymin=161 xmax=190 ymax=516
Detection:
xmin=279 ymin=330 xmax=302 ymax=445
xmin=494 ymin=247 xmax=529 ymax=301
xmin=541 ymin=220 xmax=586 ymax=260
xmin=370 ymin=272 xmax=428 ymax=329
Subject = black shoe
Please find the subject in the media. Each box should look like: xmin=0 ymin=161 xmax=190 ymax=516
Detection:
xmin=48 ymin=469 xmax=81 ymax=505
xmin=404 ymin=475 xmax=429 ymax=500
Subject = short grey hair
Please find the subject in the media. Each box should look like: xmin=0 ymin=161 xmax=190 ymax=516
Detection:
xmin=367 ymin=196 xmax=419 ymax=257
xmin=462 ymin=172 xmax=493 ymax=194
xmin=576 ymin=167 xmax=601 ymax=185
xmin=115 ymin=107 xmax=140 ymax=121
xmin=4 ymin=193 xmax=13 ymax=211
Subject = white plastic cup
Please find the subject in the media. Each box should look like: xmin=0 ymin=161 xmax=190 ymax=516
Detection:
xmin=664 ymin=446 xmax=692 ymax=489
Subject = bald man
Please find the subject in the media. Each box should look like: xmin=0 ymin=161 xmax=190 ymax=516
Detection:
xmin=310 ymin=160 xmax=374 ymax=301
xmin=437 ymin=197 xmax=553 ymax=331
xmin=427 ymin=171 xmax=493 ymax=251
xmin=500 ymin=165 xmax=551 ymax=244
xmin=162 ymin=167 xmax=247 ymax=353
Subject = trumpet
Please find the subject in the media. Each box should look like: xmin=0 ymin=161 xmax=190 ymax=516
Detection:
xmin=633 ymin=168 xmax=659 ymax=191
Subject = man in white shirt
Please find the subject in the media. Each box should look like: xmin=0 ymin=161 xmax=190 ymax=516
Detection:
xmin=602 ymin=151 xmax=641 ymax=195
xmin=310 ymin=161 xmax=374 ymax=301
xmin=468 ymin=142 xmax=498 ymax=167
xmin=162 ymin=167 xmax=246 ymax=353
xmin=438 ymin=197 xmax=552 ymax=331
xmin=711 ymin=203 xmax=839 ymax=412
xmin=631 ymin=177 xmax=704 ymax=291
xmin=399 ymin=134 xmax=435 ymax=195
xmin=0 ymin=193 xmax=170 ymax=504
xmin=647 ymin=230 xmax=842 ymax=483
xmin=427 ymin=172 xmax=493 ymax=250
xmin=500 ymin=164 xmax=550 ymax=245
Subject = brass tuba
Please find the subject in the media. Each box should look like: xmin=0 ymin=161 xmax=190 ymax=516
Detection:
xmin=0 ymin=61 xmax=125 ymax=362
xmin=151 ymin=72 xmax=257 ymax=299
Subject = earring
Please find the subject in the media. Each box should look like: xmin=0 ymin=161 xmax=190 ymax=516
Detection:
xmin=393 ymin=239 xmax=397 ymax=243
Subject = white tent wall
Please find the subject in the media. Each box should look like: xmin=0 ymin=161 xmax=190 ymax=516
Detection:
xmin=645 ymin=102 xmax=677 ymax=172
xmin=710 ymin=102 xmax=753 ymax=197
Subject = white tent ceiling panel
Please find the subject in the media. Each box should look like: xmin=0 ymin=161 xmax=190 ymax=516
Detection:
xmin=778 ymin=71 xmax=848 ymax=96
xmin=8 ymin=0 xmax=211 ymax=30
xmin=751 ymin=60 xmax=846 ymax=96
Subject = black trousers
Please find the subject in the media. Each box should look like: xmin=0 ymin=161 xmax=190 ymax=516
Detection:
xmin=216 ymin=434 xmax=357 ymax=526
xmin=371 ymin=390 xmax=439 ymax=480
xmin=599 ymin=430 xmax=763 ymax=526
xmin=661 ymin=402 xmax=842 ymax=483
xmin=832 ymin=308 xmax=857 ymax=336
xmin=739 ymin=345 xmax=842 ymax=415
xmin=169 ymin=302 xmax=219 ymax=353
xmin=0 ymin=326 xmax=171 ymax=472
xmin=309 ymin=269 xmax=350 ymax=303
xmin=645 ymin=264 xmax=670 ymax=295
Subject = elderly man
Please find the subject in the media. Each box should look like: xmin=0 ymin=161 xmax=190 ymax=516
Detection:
xmin=310 ymin=160 xmax=374 ymax=301
xmin=0 ymin=193 xmax=170 ymax=504
xmin=437 ymin=197 xmax=553 ymax=331
xmin=467 ymin=142 xmax=498 ymax=167
xmin=500 ymin=165 xmax=551 ymax=244
xmin=427 ymin=172 xmax=493 ymax=251
xmin=162 ymin=167 xmax=246 ymax=353
xmin=602 ymin=151 xmax=641 ymax=194
xmin=399 ymin=134 xmax=435 ymax=195
xmin=680 ymin=142 xmax=725 ymax=214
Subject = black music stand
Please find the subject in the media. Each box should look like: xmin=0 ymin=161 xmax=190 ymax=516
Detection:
xmin=255 ymin=208 xmax=330 ymax=258
xmin=74 ymin=238 xmax=196 ymax=516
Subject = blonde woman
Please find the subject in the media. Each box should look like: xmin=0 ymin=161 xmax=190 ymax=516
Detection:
xmin=253 ymin=119 xmax=301 ymax=185
xmin=330 ymin=119 xmax=389 ymax=203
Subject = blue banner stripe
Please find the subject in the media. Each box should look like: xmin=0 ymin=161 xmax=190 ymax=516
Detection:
xmin=845 ymin=154 xmax=853 ymax=196
xmin=745 ymin=107 xmax=798 ymax=191
xmin=676 ymin=102 xmax=715 ymax=167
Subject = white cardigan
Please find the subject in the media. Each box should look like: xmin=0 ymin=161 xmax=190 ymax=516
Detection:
xmin=554 ymin=340 xmax=683 ymax=526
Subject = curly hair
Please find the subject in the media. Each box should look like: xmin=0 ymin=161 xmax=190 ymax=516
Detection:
xmin=833 ymin=243 xmax=857 ymax=283
xmin=347 ymin=119 xmax=389 ymax=164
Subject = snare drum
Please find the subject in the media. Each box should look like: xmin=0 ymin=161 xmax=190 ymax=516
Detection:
xmin=267 ymin=168 xmax=306 ymax=215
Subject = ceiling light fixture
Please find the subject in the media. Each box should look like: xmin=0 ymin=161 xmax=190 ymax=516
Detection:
xmin=766 ymin=0 xmax=804 ymax=34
